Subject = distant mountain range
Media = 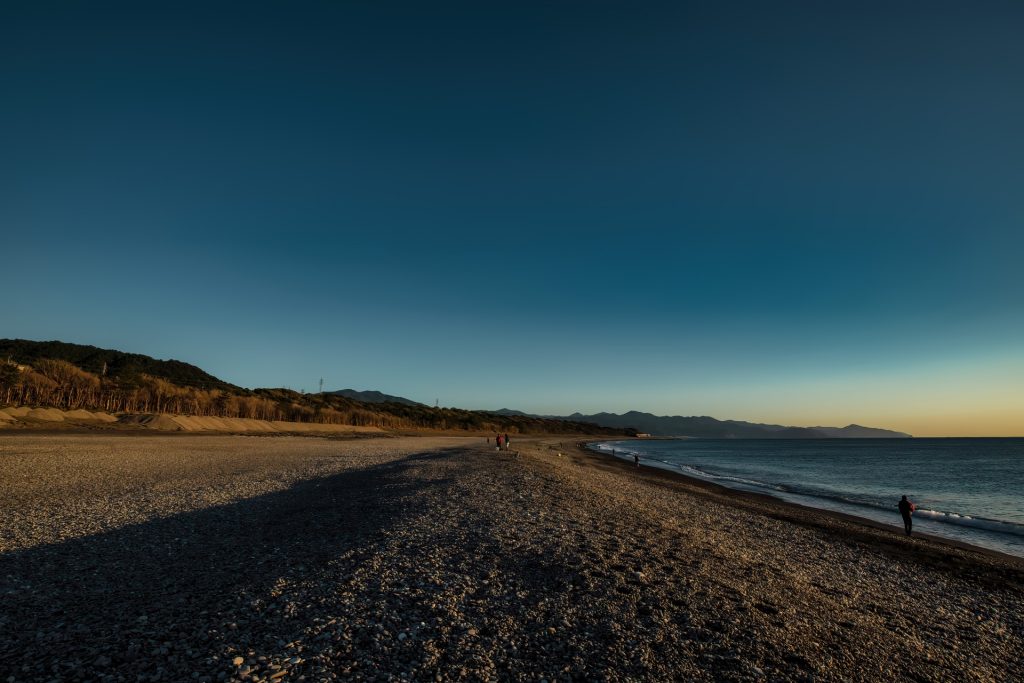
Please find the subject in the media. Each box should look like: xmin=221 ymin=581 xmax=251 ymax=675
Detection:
xmin=1 ymin=338 xmax=910 ymax=438
xmin=0 ymin=338 xmax=618 ymax=435
xmin=491 ymin=409 xmax=911 ymax=439
xmin=326 ymin=389 xmax=423 ymax=406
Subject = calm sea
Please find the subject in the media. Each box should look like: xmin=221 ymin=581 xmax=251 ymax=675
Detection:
xmin=591 ymin=438 xmax=1024 ymax=558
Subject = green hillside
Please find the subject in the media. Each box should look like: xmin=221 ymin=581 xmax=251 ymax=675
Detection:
xmin=0 ymin=339 xmax=235 ymax=391
xmin=0 ymin=339 xmax=618 ymax=435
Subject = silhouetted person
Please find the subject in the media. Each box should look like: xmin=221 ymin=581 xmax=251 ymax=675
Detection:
xmin=504 ymin=433 xmax=510 ymax=450
xmin=634 ymin=453 xmax=640 ymax=468
xmin=898 ymin=495 xmax=916 ymax=536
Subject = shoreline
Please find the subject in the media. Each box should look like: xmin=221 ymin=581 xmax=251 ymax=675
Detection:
xmin=570 ymin=438 xmax=1024 ymax=576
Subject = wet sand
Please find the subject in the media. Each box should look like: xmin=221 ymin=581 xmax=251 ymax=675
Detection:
xmin=1 ymin=433 xmax=1021 ymax=681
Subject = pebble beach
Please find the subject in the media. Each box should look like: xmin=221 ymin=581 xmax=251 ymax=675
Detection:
xmin=1 ymin=433 xmax=1022 ymax=682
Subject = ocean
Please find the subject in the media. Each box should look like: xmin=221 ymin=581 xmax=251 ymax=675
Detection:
xmin=591 ymin=438 xmax=1024 ymax=558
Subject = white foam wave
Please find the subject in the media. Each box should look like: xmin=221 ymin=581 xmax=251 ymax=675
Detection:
xmin=915 ymin=508 xmax=1024 ymax=538
xmin=589 ymin=441 xmax=1024 ymax=542
xmin=675 ymin=463 xmax=785 ymax=491
xmin=590 ymin=442 xmax=642 ymax=457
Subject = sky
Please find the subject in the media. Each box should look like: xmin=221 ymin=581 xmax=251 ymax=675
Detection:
xmin=2 ymin=1 xmax=1022 ymax=436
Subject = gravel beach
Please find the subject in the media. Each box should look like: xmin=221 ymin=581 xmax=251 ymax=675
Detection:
xmin=1 ymin=433 xmax=1022 ymax=682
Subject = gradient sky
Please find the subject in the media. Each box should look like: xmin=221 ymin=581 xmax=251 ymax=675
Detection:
xmin=3 ymin=1 xmax=1022 ymax=436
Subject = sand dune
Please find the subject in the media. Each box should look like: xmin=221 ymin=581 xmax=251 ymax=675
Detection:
xmin=0 ymin=406 xmax=383 ymax=434
xmin=64 ymin=408 xmax=118 ymax=422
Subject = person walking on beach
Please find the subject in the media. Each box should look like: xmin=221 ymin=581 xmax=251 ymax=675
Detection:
xmin=634 ymin=453 xmax=640 ymax=468
xmin=504 ymin=433 xmax=510 ymax=451
xmin=898 ymin=495 xmax=916 ymax=536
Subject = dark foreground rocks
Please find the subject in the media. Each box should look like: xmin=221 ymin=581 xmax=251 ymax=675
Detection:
xmin=1 ymin=434 xmax=1022 ymax=682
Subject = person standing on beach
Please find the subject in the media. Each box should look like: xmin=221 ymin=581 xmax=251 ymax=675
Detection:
xmin=504 ymin=433 xmax=510 ymax=451
xmin=898 ymin=495 xmax=916 ymax=535
xmin=634 ymin=453 xmax=640 ymax=468
xmin=496 ymin=434 xmax=503 ymax=452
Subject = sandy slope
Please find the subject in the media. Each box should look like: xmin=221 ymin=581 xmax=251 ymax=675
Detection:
xmin=0 ymin=406 xmax=382 ymax=434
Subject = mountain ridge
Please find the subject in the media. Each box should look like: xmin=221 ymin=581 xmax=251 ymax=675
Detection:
xmin=326 ymin=389 xmax=423 ymax=406
xmin=0 ymin=338 xmax=235 ymax=391
xmin=2 ymin=338 xmax=911 ymax=438
xmin=0 ymin=339 xmax=620 ymax=436
xmin=493 ymin=409 xmax=911 ymax=439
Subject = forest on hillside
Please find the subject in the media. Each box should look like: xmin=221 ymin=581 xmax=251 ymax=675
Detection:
xmin=0 ymin=343 xmax=617 ymax=435
xmin=0 ymin=339 xmax=234 ymax=390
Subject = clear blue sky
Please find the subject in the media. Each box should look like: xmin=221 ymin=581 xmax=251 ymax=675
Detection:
xmin=3 ymin=1 xmax=1022 ymax=435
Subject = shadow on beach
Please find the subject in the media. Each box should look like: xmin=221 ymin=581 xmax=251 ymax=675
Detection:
xmin=0 ymin=448 xmax=459 ymax=679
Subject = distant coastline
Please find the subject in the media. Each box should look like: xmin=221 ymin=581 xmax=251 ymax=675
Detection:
xmin=493 ymin=408 xmax=911 ymax=439
xmin=1 ymin=338 xmax=912 ymax=438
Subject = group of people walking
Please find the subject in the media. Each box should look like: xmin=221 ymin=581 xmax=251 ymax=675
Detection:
xmin=492 ymin=433 xmax=511 ymax=451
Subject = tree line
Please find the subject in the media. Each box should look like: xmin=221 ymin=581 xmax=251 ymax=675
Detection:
xmin=0 ymin=359 xmax=409 ymax=427
xmin=0 ymin=358 xmax=616 ymax=434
